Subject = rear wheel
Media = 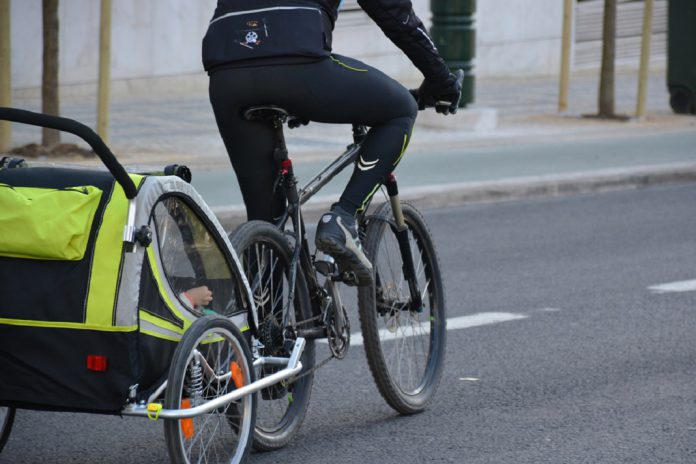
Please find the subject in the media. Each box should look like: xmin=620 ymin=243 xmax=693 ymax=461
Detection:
xmin=358 ymin=202 xmax=446 ymax=414
xmin=0 ymin=407 xmax=15 ymax=453
xmin=230 ymin=220 xmax=315 ymax=451
xmin=164 ymin=315 xmax=255 ymax=464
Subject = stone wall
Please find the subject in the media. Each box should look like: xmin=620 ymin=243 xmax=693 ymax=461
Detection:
xmin=9 ymin=0 xmax=565 ymax=95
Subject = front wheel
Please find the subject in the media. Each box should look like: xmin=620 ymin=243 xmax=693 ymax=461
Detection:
xmin=358 ymin=202 xmax=447 ymax=414
xmin=164 ymin=315 xmax=255 ymax=464
xmin=0 ymin=406 xmax=15 ymax=453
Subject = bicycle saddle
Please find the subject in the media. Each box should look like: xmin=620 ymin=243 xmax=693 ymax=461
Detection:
xmin=244 ymin=106 xmax=309 ymax=129
xmin=243 ymin=106 xmax=289 ymax=122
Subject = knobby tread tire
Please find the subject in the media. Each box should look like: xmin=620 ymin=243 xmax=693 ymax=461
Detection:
xmin=229 ymin=220 xmax=315 ymax=451
xmin=358 ymin=202 xmax=447 ymax=415
xmin=164 ymin=315 xmax=256 ymax=464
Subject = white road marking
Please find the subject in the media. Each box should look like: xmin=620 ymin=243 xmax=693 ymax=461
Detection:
xmin=533 ymin=307 xmax=562 ymax=313
xmin=321 ymin=311 xmax=530 ymax=347
xmin=459 ymin=377 xmax=480 ymax=382
xmin=648 ymin=279 xmax=696 ymax=294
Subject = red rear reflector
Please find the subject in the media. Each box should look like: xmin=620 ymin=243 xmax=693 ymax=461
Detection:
xmin=87 ymin=355 xmax=108 ymax=372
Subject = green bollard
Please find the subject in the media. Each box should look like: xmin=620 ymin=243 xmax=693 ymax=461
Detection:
xmin=430 ymin=0 xmax=476 ymax=107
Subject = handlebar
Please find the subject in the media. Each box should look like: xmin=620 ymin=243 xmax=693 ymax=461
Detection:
xmin=0 ymin=107 xmax=138 ymax=199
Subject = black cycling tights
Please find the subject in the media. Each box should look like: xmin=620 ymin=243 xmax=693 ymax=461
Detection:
xmin=209 ymin=54 xmax=417 ymax=221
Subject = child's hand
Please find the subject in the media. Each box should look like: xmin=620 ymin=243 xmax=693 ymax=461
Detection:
xmin=184 ymin=285 xmax=213 ymax=307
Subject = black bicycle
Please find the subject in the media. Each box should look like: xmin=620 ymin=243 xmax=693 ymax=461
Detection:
xmin=229 ymin=74 xmax=462 ymax=450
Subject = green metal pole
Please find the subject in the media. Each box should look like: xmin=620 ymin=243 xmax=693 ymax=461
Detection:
xmin=430 ymin=0 xmax=476 ymax=107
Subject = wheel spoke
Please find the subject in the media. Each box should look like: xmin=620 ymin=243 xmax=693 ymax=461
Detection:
xmin=228 ymin=222 xmax=315 ymax=451
xmin=165 ymin=318 xmax=253 ymax=464
xmin=359 ymin=204 xmax=445 ymax=413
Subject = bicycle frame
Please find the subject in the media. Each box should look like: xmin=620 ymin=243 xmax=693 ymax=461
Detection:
xmin=267 ymin=119 xmax=423 ymax=339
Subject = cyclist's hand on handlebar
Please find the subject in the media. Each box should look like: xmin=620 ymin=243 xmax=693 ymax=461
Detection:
xmin=413 ymin=69 xmax=464 ymax=115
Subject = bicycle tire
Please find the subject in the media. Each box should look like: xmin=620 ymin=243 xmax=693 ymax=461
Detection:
xmin=229 ymin=220 xmax=315 ymax=451
xmin=358 ymin=202 xmax=447 ymax=414
xmin=0 ymin=406 xmax=15 ymax=453
xmin=164 ymin=315 xmax=256 ymax=464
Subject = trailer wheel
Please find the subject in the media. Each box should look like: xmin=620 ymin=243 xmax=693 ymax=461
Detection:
xmin=164 ymin=315 xmax=256 ymax=464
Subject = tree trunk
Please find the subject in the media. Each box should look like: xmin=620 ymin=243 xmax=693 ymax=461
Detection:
xmin=598 ymin=0 xmax=616 ymax=118
xmin=42 ymin=0 xmax=60 ymax=146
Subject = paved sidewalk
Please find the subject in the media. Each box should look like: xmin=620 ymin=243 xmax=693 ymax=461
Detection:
xmin=7 ymin=67 xmax=696 ymax=220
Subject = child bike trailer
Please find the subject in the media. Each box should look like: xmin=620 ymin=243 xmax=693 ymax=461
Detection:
xmin=0 ymin=108 xmax=305 ymax=464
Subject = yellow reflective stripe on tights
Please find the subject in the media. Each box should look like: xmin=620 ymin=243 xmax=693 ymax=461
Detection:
xmin=330 ymin=55 xmax=368 ymax=73
xmin=393 ymin=127 xmax=413 ymax=167
xmin=357 ymin=182 xmax=381 ymax=214
xmin=356 ymin=127 xmax=412 ymax=214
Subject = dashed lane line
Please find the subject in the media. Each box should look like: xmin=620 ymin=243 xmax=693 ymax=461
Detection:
xmin=320 ymin=311 xmax=535 ymax=347
xmin=648 ymin=279 xmax=696 ymax=294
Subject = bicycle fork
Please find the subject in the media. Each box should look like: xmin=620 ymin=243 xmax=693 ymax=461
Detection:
xmin=384 ymin=173 xmax=424 ymax=313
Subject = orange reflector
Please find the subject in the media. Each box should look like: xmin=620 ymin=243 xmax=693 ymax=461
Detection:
xmin=231 ymin=361 xmax=244 ymax=388
xmin=86 ymin=355 xmax=108 ymax=372
xmin=180 ymin=399 xmax=194 ymax=439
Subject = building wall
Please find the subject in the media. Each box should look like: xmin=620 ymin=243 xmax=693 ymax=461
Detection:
xmin=476 ymin=0 xmax=564 ymax=77
xmin=8 ymin=0 xmax=563 ymax=93
xmin=10 ymin=0 xmax=216 ymax=89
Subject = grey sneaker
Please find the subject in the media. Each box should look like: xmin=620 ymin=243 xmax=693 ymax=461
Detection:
xmin=315 ymin=206 xmax=373 ymax=285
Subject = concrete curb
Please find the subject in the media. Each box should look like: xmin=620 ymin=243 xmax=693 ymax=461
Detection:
xmin=212 ymin=162 xmax=696 ymax=228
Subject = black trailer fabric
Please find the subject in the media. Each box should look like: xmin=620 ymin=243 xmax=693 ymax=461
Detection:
xmin=0 ymin=167 xmax=144 ymax=412
xmin=0 ymin=168 xmax=252 ymax=413
xmin=0 ymin=325 xmax=138 ymax=413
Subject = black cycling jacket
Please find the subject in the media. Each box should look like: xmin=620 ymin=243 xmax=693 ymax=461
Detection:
xmin=204 ymin=0 xmax=449 ymax=81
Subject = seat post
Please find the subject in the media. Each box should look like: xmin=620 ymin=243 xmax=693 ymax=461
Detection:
xmin=271 ymin=117 xmax=289 ymax=163
xmin=242 ymin=106 xmax=291 ymax=162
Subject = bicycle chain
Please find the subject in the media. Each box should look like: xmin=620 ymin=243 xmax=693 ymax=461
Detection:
xmin=289 ymin=353 xmax=335 ymax=383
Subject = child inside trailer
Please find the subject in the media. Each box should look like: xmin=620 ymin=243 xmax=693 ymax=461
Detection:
xmin=152 ymin=197 xmax=236 ymax=317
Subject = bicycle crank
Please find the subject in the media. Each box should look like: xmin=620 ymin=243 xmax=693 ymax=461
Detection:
xmin=327 ymin=303 xmax=350 ymax=359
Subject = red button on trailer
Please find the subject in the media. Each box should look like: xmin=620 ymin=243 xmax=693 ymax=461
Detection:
xmin=86 ymin=355 xmax=108 ymax=372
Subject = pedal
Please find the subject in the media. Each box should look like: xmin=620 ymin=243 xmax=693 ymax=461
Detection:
xmin=314 ymin=251 xmax=338 ymax=277
xmin=338 ymin=272 xmax=359 ymax=287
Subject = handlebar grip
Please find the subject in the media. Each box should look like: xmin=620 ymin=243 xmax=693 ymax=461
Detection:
xmin=434 ymin=69 xmax=465 ymax=114
xmin=0 ymin=107 xmax=138 ymax=199
xmin=410 ymin=69 xmax=465 ymax=114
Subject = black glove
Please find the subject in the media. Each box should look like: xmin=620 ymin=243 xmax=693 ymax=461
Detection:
xmin=417 ymin=71 xmax=463 ymax=114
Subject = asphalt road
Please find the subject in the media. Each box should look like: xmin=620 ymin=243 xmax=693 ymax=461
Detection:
xmin=2 ymin=183 xmax=696 ymax=463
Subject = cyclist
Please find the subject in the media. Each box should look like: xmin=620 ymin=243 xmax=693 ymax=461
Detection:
xmin=203 ymin=0 xmax=461 ymax=285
